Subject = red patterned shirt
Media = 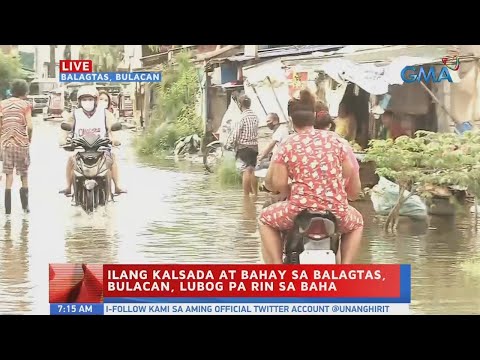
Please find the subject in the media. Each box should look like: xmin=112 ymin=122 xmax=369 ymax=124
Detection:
xmin=0 ymin=97 xmax=31 ymax=147
xmin=273 ymin=129 xmax=349 ymax=214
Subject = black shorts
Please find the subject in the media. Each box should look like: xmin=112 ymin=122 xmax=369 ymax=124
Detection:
xmin=236 ymin=147 xmax=258 ymax=168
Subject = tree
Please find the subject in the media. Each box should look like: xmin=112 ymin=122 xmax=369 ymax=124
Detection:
xmin=0 ymin=50 xmax=22 ymax=98
xmin=365 ymin=131 xmax=480 ymax=231
xmin=148 ymin=45 xmax=177 ymax=52
xmin=135 ymin=51 xmax=203 ymax=155
xmin=63 ymin=45 xmax=71 ymax=60
xmin=79 ymin=45 xmax=124 ymax=72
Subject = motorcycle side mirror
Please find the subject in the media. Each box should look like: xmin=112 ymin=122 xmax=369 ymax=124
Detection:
xmin=61 ymin=122 xmax=72 ymax=131
xmin=110 ymin=122 xmax=122 ymax=132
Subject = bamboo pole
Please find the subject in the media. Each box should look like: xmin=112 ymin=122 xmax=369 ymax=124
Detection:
xmin=266 ymin=76 xmax=288 ymax=124
xmin=418 ymin=81 xmax=460 ymax=125
xmin=247 ymin=82 xmax=267 ymax=116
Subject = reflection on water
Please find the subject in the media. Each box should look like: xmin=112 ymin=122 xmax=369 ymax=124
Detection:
xmin=355 ymin=202 xmax=480 ymax=314
xmin=0 ymin=117 xmax=480 ymax=314
xmin=0 ymin=219 xmax=32 ymax=314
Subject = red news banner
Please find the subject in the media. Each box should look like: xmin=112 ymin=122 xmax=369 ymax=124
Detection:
xmin=103 ymin=265 xmax=401 ymax=298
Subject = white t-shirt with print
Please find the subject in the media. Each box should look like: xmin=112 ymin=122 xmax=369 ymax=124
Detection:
xmin=272 ymin=124 xmax=290 ymax=155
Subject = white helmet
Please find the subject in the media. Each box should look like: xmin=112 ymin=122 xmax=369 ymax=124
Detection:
xmin=77 ymin=85 xmax=98 ymax=100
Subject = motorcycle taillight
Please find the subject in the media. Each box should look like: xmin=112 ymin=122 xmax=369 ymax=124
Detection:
xmin=306 ymin=221 xmax=328 ymax=237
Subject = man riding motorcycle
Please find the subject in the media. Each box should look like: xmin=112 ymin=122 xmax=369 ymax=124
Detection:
xmin=59 ymin=85 xmax=120 ymax=196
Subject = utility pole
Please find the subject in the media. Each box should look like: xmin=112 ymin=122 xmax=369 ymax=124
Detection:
xmin=49 ymin=45 xmax=57 ymax=78
xmin=63 ymin=45 xmax=71 ymax=60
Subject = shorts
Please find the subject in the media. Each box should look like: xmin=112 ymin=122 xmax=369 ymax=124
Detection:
xmin=236 ymin=147 xmax=258 ymax=172
xmin=2 ymin=145 xmax=30 ymax=176
xmin=259 ymin=201 xmax=364 ymax=234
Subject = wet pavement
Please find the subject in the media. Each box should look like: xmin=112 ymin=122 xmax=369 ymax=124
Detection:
xmin=0 ymin=116 xmax=480 ymax=314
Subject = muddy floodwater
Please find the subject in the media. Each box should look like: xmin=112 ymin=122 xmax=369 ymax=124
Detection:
xmin=0 ymin=116 xmax=480 ymax=314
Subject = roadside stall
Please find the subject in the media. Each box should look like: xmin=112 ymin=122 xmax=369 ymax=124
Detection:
xmin=280 ymin=45 xmax=474 ymax=188
xmin=279 ymin=45 xmax=480 ymax=218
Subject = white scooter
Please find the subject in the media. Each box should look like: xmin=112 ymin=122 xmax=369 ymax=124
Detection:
xmin=258 ymin=161 xmax=340 ymax=264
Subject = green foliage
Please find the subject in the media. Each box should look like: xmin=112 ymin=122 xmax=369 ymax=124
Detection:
xmin=0 ymin=50 xmax=22 ymax=98
xmin=215 ymin=156 xmax=242 ymax=186
xmin=147 ymin=45 xmax=179 ymax=53
xmin=63 ymin=45 xmax=72 ymax=60
xmin=79 ymin=45 xmax=124 ymax=72
xmin=136 ymin=51 xmax=203 ymax=155
xmin=365 ymin=130 xmax=480 ymax=198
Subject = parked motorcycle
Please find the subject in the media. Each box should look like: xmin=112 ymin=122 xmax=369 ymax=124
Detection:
xmin=203 ymin=133 xmax=223 ymax=173
xmin=261 ymin=187 xmax=341 ymax=264
xmin=60 ymin=122 xmax=122 ymax=213
xmin=203 ymin=136 xmax=238 ymax=174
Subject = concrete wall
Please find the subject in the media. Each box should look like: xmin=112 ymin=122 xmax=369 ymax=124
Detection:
xmin=208 ymin=87 xmax=228 ymax=133
xmin=434 ymin=59 xmax=480 ymax=132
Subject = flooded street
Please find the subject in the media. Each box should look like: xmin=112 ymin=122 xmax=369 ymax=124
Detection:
xmin=1 ymin=116 xmax=480 ymax=314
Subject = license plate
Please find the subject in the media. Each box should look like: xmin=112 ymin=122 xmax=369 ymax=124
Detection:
xmin=300 ymin=250 xmax=336 ymax=264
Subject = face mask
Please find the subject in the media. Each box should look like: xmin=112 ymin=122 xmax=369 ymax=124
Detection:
xmin=267 ymin=123 xmax=276 ymax=130
xmin=81 ymin=99 xmax=95 ymax=112
xmin=98 ymin=100 xmax=108 ymax=109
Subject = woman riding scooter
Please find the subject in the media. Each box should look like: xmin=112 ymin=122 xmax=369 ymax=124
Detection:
xmin=97 ymin=91 xmax=126 ymax=195
xmin=259 ymin=90 xmax=363 ymax=264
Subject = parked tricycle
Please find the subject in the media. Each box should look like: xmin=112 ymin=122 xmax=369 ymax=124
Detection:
xmin=43 ymin=87 xmax=66 ymax=121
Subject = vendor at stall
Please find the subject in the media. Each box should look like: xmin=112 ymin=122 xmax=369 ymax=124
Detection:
xmin=335 ymin=102 xmax=357 ymax=142
xmin=375 ymin=108 xmax=409 ymax=140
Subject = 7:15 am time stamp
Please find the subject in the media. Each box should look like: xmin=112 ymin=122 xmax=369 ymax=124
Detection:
xmin=50 ymin=303 xmax=104 ymax=315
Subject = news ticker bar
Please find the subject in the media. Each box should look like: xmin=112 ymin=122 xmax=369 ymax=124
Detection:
xmin=50 ymin=303 xmax=410 ymax=315
xmin=50 ymin=264 xmax=411 ymax=302
xmin=59 ymin=72 xmax=161 ymax=83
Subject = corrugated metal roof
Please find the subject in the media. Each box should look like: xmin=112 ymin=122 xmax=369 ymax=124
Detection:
xmin=224 ymin=45 xmax=345 ymax=62
xmin=281 ymin=45 xmax=469 ymax=68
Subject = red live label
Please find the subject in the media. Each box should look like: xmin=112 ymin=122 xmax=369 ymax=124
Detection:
xmin=60 ymin=60 xmax=92 ymax=73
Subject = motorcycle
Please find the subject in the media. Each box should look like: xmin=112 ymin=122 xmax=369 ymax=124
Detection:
xmin=203 ymin=135 xmax=240 ymax=174
xmin=60 ymin=122 xmax=122 ymax=213
xmin=283 ymin=209 xmax=340 ymax=264
xmin=203 ymin=133 xmax=223 ymax=173
xmin=261 ymin=187 xmax=341 ymax=264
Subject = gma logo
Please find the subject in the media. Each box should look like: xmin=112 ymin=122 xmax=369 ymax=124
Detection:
xmin=400 ymin=66 xmax=453 ymax=83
